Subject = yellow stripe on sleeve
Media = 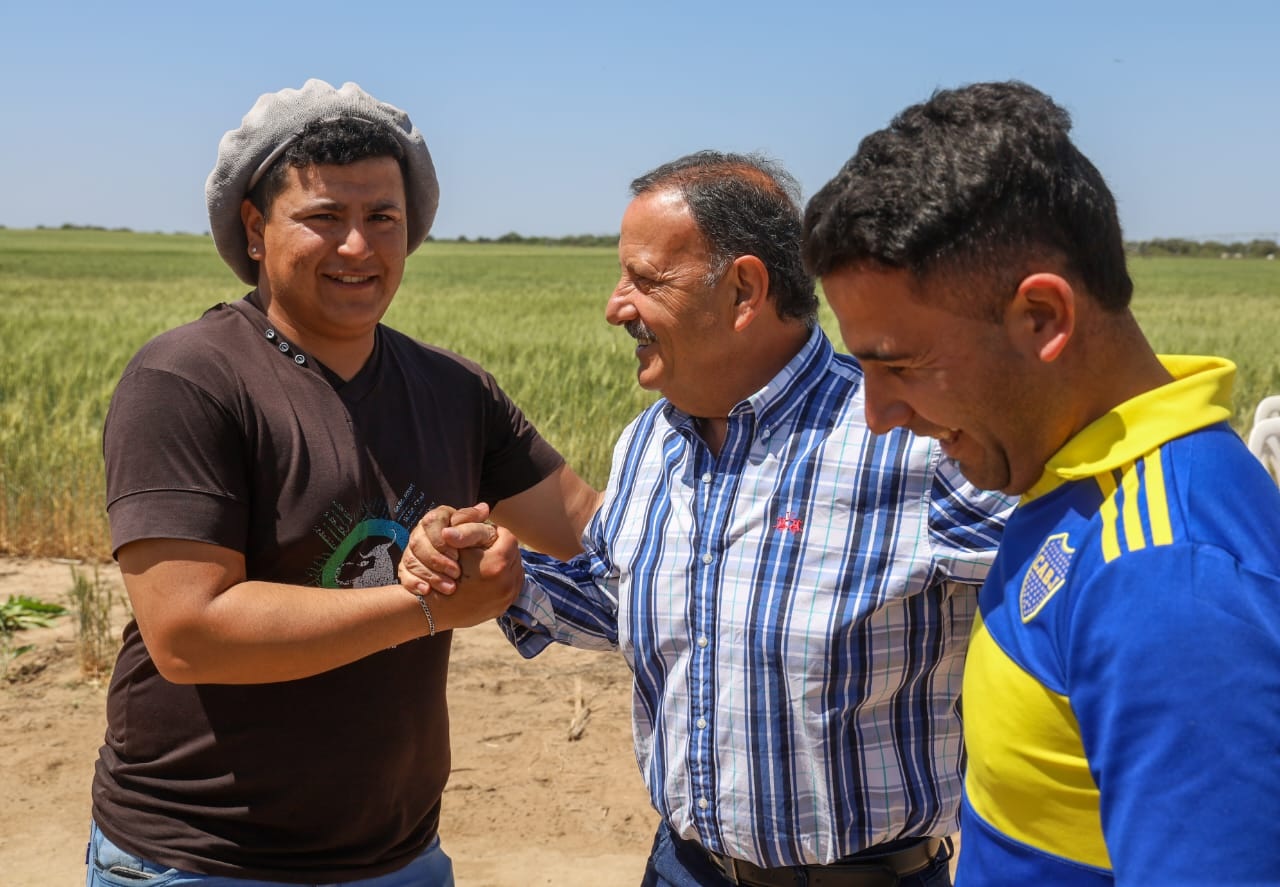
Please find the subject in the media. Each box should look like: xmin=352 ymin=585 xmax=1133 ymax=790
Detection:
xmin=1119 ymin=460 xmax=1147 ymax=554
xmin=1095 ymin=471 xmax=1121 ymax=563
xmin=1142 ymin=450 xmax=1174 ymax=546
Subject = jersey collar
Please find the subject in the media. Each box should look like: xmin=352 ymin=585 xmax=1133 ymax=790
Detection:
xmin=1023 ymin=355 xmax=1235 ymax=502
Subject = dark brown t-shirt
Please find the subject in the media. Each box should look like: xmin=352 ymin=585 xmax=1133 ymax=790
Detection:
xmin=94 ymin=294 xmax=562 ymax=881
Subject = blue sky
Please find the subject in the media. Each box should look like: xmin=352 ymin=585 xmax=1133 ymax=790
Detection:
xmin=4 ymin=1 xmax=1277 ymax=242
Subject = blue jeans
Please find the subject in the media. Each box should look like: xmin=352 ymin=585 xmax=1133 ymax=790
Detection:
xmin=85 ymin=821 xmax=454 ymax=887
xmin=641 ymin=822 xmax=953 ymax=887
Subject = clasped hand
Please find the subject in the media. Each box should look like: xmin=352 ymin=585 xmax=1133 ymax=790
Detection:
xmin=399 ymin=503 xmax=523 ymax=626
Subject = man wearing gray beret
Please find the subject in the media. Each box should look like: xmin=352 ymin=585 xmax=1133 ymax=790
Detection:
xmin=87 ymin=79 xmax=598 ymax=885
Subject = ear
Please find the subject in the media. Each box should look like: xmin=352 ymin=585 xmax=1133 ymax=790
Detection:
xmin=727 ymin=255 xmax=770 ymax=332
xmin=240 ymin=198 xmax=266 ymax=260
xmin=1007 ymin=272 xmax=1074 ymax=363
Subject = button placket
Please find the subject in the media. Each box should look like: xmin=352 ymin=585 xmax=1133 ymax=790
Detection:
xmin=690 ymin=447 xmax=720 ymax=830
xmin=264 ymin=327 xmax=307 ymax=367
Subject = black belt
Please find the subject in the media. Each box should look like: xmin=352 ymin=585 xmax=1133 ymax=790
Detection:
xmin=704 ymin=836 xmax=947 ymax=887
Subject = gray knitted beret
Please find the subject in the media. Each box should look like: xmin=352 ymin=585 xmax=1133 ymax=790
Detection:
xmin=205 ymin=79 xmax=440 ymax=285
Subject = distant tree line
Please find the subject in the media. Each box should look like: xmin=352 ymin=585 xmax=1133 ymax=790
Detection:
xmin=1127 ymin=238 xmax=1278 ymax=259
xmin=432 ymin=232 xmax=619 ymax=247
xmin=13 ymin=226 xmax=1277 ymax=259
xmin=36 ymin=223 xmax=140 ymax=233
xmin=440 ymin=233 xmax=1279 ymax=257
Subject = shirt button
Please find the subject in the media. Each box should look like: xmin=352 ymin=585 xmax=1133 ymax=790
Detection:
xmin=701 ymin=553 xmax=713 ymax=565
xmin=701 ymin=472 xmax=712 ymax=484
xmin=696 ymin=717 xmax=707 ymax=729
xmin=697 ymin=636 xmax=708 ymax=648
xmin=698 ymin=798 xmax=709 ymax=810
xmin=762 ymin=427 xmax=771 ymax=439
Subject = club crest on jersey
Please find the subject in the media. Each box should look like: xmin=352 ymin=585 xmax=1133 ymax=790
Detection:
xmin=1021 ymin=533 xmax=1075 ymax=623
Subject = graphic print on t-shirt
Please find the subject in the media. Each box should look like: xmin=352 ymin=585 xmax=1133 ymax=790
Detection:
xmin=310 ymin=483 xmax=433 ymax=588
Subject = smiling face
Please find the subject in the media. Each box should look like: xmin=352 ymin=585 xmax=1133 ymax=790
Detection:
xmin=821 ymin=264 xmax=1055 ymax=495
xmin=605 ymin=189 xmax=738 ymax=416
xmin=242 ymin=156 xmax=408 ymax=361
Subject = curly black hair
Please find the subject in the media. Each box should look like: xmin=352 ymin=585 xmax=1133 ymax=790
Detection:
xmin=803 ymin=81 xmax=1133 ymax=317
xmin=248 ymin=116 xmax=406 ymax=217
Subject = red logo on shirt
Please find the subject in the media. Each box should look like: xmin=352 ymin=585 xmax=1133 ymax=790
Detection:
xmin=775 ymin=512 xmax=803 ymax=534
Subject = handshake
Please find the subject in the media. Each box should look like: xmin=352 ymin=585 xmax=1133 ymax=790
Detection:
xmin=398 ymin=503 xmax=525 ymax=632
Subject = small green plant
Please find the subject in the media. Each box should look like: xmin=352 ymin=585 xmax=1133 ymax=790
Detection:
xmin=1 ymin=593 xmax=67 ymax=679
xmin=0 ymin=593 xmax=66 ymax=631
xmin=0 ymin=635 xmax=31 ymax=667
xmin=67 ymin=565 xmax=117 ymax=679
xmin=0 ymin=633 xmax=35 ymax=678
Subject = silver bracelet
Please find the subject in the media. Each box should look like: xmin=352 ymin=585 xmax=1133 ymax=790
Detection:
xmin=414 ymin=593 xmax=437 ymax=637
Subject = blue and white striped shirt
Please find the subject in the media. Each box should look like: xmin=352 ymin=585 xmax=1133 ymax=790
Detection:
xmin=502 ymin=327 xmax=1010 ymax=867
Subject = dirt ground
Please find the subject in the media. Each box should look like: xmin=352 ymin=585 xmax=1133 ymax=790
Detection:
xmin=0 ymin=557 xmax=657 ymax=886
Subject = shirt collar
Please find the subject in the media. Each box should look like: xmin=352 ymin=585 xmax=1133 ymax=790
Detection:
xmin=1023 ymin=354 xmax=1235 ymax=501
xmin=661 ymin=324 xmax=832 ymax=435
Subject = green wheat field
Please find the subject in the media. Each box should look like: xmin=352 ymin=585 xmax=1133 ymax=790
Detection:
xmin=2 ymin=228 xmax=1277 ymax=558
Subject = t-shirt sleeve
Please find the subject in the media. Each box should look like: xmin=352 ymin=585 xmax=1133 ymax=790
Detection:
xmin=103 ymin=366 xmax=250 ymax=555
xmin=474 ymin=369 xmax=564 ymax=506
xmin=1067 ymin=543 xmax=1280 ymax=883
xmin=928 ymin=456 xmax=1013 ymax=583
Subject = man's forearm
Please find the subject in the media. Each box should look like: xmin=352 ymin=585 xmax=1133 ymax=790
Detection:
xmin=120 ymin=536 xmax=521 ymax=685
xmin=142 ymin=578 xmax=432 ymax=684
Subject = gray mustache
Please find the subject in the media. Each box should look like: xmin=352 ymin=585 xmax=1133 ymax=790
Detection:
xmin=625 ymin=320 xmax=656 ymax=341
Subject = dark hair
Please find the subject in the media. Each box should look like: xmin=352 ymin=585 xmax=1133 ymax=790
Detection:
xmin=248 ymin=116 xmax=407 ymax=217
xmin=802 ymin=81 xmax=1133 ymax=316
xmin=631 ymin=151 xmax=818 ymax=323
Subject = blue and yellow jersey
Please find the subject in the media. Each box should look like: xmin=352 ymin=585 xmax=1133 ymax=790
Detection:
xmin=957 ymin=356 xmax=1280 ymax=886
